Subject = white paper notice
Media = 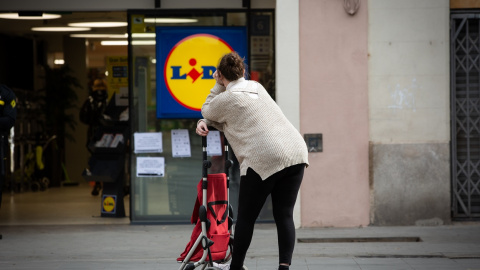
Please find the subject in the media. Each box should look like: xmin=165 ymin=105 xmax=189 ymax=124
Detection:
xmin=116 ymin=86 xmax=129 ymax=106
xmin=134 ymin=132 xmax=163 ymax=153
xmin=136 ymin=157 xmax=165 ymax=177
xmin=207 ymin=131 xmax=222 ymax=156
xmin=171 ymin=129 xmax=191 ymax=158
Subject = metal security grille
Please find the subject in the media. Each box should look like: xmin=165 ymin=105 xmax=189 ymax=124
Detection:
xmin=451 ymin=14 xmax=480 ymax=219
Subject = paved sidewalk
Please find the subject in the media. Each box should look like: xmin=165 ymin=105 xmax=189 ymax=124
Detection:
xmin=1 ymin=223 xmax=480 ymax=269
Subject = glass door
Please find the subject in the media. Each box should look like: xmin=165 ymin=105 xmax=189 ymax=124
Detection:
xmin=128 ymin=9 xmax=275 ymax=224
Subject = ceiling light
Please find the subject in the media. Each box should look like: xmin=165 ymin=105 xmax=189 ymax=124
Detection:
xmin=131 ymin=33 xmax=156 ymax=38
xmin=100 ymin=40 xmax=156 ymax=46
xmin=144 ymin=18 xmax=198 ymax=24
xmin=72 ymin=33 xmax=156 ymax=39
xmin=0 ymin=13 xmax=61 ymax=20
xmin=101 ymin=40 xmax=128 ymax=46
xmin=32 ymin=27 xmax=91 ymax=32
xmin=132 ymin=40 xmax=156 ymax=45
xmin=70 ymin=33 xmax=128 ymax=38
xmin=68 ymin=22 xmax=127 ymax=28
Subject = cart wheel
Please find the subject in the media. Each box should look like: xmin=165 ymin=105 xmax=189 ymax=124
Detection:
xmin=184 ymin=263 xmax=196 ymax=270
xmin=42 ymin=177 xmax=50 ymax=187
xmin=30 ymin=182 xmax=40 ymax=192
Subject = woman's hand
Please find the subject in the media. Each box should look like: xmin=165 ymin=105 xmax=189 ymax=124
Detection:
xmin=213 ymin=70 xmax=224 ymax=86
xmin=196 ymin=121 xmax=209 ymax=136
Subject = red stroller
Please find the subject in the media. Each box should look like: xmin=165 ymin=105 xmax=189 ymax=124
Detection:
xmin=177 ymin=135 xmax=243 ymax=270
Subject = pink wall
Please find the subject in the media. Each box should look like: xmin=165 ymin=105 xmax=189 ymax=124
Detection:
xmin=299 ymin=0 xmax=370 ymax=227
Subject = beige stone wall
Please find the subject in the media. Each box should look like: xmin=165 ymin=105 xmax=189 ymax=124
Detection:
xmin=368 ymin=0 xmax=451 ymax=225
xmin=369 ymin=0 xmax=450 ymax=144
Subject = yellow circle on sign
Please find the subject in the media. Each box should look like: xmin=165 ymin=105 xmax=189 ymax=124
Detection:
xmin=164 ymin=34 xmax=233 ymax=111
xmin=103 ymin=196 xmax=115 ymax=212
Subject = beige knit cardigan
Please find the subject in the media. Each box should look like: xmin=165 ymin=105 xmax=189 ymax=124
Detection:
xmin=200 ymin=78 xmax=308 ymax=180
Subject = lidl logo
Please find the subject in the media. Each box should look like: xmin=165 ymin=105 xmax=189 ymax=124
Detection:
xmin=164 ymin=34 xmax=233 ymax=111
xmin=156 ymin=27 xmax=247 ymax=118
xmin=102 ymin=195 xmax=116 ymax=213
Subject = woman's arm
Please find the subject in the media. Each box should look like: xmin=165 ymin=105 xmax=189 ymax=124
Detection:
xmin=199 ymin=70 xmax=232 ymax=132
xmin=201 ymin=70 xmax=230 ymax=123
xmin=201 ymin=84 xmax=229 ymax=125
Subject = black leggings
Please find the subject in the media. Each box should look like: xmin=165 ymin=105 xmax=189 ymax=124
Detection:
xmin=230 ymin=164 xmax=305 ymax=270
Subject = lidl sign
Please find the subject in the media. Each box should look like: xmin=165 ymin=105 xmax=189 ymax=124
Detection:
xmin=102 ymin=195 xmax=116 ymax=214
xmin=156 ymin=27 xmax=247 ymax=118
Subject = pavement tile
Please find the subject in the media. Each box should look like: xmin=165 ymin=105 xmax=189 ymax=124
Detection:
xmin=1 ymin=223 xmax=480 ymax=270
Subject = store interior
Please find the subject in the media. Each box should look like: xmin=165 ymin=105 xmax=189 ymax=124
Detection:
xmin=0 ymin=9 xmax=276 ymax=225
xmin=0 ymin=11 xmax=131 ymax=225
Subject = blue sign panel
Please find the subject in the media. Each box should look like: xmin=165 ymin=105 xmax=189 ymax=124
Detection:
xmin=156 ymin=27 xmax=247 ymax=119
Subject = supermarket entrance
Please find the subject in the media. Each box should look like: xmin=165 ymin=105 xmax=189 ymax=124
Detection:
xmin=128 ymin=9 xmax=276 ymax=224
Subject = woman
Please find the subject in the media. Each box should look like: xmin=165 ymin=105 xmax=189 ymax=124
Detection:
xmin=196 ymin=52 xmax=308 ymax=270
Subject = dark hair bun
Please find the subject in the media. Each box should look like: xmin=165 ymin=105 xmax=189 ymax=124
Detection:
xmin=218 ymin=52 xmax=245 ymax=81
xmin=227 ymin=55 xmax=236 ymax=65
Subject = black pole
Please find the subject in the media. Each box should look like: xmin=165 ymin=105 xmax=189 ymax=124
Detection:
xmin=0 ymin=134 xmax=5 ymax=208
xmin=0 ymin=134 xmax=4 ymax=240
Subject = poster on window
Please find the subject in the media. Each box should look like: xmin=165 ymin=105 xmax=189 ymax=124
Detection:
xmin=106 ymin=56 xmax=129 ymax=106
xmin=171 ymin=129 xmax=191 ymax=158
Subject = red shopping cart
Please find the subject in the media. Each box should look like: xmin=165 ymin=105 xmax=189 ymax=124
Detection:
xmin=177 ymin=134 xmax=236 ymax=270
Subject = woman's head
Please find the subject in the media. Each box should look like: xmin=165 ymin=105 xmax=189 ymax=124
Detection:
xmin=217 ymin=52 xmax=245 ymax=82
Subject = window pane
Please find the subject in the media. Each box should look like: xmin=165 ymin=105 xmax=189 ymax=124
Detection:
xmin=129 ymin=11 xmax=275 ymax=223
